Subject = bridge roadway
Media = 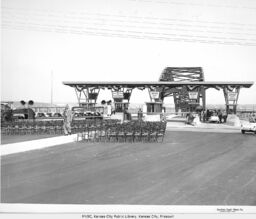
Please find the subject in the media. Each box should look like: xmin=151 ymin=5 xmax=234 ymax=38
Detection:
xmin=1 ymin=131 xmax=256 ymax=205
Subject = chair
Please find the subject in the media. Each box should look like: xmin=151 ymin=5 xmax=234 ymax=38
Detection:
xmin=98 ymin=125 xmax=107 ymax=142
xmin=1 ymin=123 xmax=8 ymax=135
xmin=141 ymin=125 xmax=150 ymax=142
xmin=133 ymin=125 xmax=142 ymax=142
xmin=156 ymin=122 xmax=167 ymax=142
xmin=107 ymin=125 xmax=118 ymax=142
xmin=125 ymin=126 xmax=134 ymax=142
xmin=24 ymin=121 xmax=33 ymax=135
xmin=148 ymin=126 xmax=158 ymax=142
xmin=56 ymin=120 xmax=63 ymax=135
xmin=18 ymin=123 xmax=25 ymax=135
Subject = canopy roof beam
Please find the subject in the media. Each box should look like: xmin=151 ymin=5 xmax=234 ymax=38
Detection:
xmin=64 ymin=79 xmax=253 ymax=113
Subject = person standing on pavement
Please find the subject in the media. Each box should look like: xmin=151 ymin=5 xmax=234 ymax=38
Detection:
xmin=107 ymin=100 xmax=112 ymax=117
xmin=217 ymin=109 xmax=223 ymax=123
xmin=138 ymin=108 xmax=143 ymax=121
xmin=202 ymin=110 xmax=206 ymax=122
xmin=63 ymin=104 xmax=73 ymax=135
xmin=222 ymin=110 xmax=227 ymax=123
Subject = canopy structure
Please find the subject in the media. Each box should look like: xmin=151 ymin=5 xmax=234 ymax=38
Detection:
xmin=63 ymin=81 xmax=253 ymax=92
xmin=63 ymin=67 xmax=254 ymax=114
xmin=63 ymin=81 xmax=253 ymax=113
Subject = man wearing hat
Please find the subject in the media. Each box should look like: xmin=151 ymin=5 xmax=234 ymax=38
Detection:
xmin=63 ymin=104 xmax=73 ymax=135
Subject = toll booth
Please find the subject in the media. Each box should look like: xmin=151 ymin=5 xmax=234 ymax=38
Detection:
xmin=145 ymin=102 xmax=163 ymax=114
xmin=110 ymin=89 xmax=133 ymax=122
xmin=110 ymin=102 xmax=130 ymax=122
xmin=188 ymin=102 xmax=200 ymax=112
xmin=114 ymin=102 xmax=129 ymax=113
xmin=144 ymin=102 xmax=163 ymax=121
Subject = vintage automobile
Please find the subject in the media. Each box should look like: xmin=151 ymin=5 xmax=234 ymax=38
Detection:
xmin=72 ymin=106 xmax=103 ymax=119
xmin=241 ymin=119 xmax=256 ymax=134
xmin=12 ymin=113 xmax=25 ymax=120
xmin=46 ymin=112 xmax=53 ymax=117
xmin=36 ymin=112 xmax=47 ymax=118
xmin=208 ymin=115 xmax=220 ymax=123
xmin=73 ymin=112 xmax=84 ymax=118
xmin=13 ymin=108 xmax=35 ymax=120
xmin=53 ymin=112 xmax=62 ymax=118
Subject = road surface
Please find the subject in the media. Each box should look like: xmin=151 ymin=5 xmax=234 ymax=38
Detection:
xmin=1 ymin=131 xmax=256 ymax=205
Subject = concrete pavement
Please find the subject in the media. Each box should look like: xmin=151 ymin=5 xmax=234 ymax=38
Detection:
xmin=2 ymin=131 xmax=256 ymax=205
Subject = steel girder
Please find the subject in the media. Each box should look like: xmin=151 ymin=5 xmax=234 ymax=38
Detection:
xmin=158 ymin=67 xmax=206 ymax=112
xmin=64 ymin=81 xmax=253 ymax=114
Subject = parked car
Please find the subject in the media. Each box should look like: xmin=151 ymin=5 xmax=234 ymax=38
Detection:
xmin=36 ymin=112 xmax=47 ymax=118
xmin=53 ymin=112 xmax=62 ymax=118
xmin=85 ymin=111 xmax=94 ymax=116
xmin=74 ymin=112 xmax=84 ymax=118
xmin=46 ymin=113 xmax=53 ymax=117
xmin=72 ymin=106 xmax=104 ymax=116
xmin=241 ymin=120 xmax=256 ymax=134
xmin=208 ymin=115 xmax=220 ymax=123
xmin=12 ymin=113 xmax=25 ymax=120
xmin=13 ymin=108 xmax=35 ymax=120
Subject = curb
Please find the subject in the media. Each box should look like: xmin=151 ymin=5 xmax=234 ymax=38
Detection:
xmin=1 ymin=134 xmax=78 ymax=156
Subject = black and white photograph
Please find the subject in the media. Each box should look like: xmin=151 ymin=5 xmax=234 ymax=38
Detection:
xmin=1 ymin=0 xmax=256 ymax=218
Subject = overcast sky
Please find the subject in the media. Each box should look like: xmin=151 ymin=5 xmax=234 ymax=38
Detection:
xmin=1 ymin=0 xmax=256 ymax=105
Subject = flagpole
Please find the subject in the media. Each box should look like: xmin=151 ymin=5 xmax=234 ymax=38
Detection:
xmin=51 ymin=71 xmax=53 ymax=106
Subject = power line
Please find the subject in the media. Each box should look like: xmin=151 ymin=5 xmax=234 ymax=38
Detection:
xmin=3 ymin=7 xmax=256 ymax=29
xmin=3 ymin=7 xmax=256 ymax=38
xmin=128 ymin=0 xmax=256 ymax=10
xmin=3 ymin=23 xmax=256 ymax=47
xmin=2 ymin=7 xmax=256 ymax=46
xmin=4 ymin=18 xmax=256 ymax=42
xmin=3 ymin=21 xmax=256 ymax=46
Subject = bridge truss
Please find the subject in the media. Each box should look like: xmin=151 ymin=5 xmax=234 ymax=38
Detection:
xmin=159 ymin=67 xmax=206 ymax=112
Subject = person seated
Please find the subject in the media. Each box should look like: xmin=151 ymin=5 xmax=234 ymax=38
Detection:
xmin=186 ymin=112 xmax=194 ymax=125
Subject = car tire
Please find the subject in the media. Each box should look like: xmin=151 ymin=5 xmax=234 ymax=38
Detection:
xmin=241 ymin=130 xmax=245 ymax=134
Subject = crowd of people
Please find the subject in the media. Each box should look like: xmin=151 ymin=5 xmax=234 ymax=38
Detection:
xmin=186 ymin=109 xmax=228 ymax=125
xmin=62 ymin=103 xmax=256 ymax=134
xmin=101 ymin=100 xmax=116 ymax=116
xmin=202 ymin=109 xmax=228 ymax=123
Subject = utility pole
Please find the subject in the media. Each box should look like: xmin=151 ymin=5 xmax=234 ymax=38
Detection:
xmin=51 ymin=71 xmax=53 ymax=106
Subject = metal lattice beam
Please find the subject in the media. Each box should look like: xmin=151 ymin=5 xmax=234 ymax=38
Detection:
xmin=64 ymin=81 xmax=253 ymax=113
xmin=158 ymin=67 xmax=206 ymax=112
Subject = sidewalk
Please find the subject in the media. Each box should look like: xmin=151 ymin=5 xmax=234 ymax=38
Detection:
xmin=1 ymin=134 xmax=78 ymax=156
